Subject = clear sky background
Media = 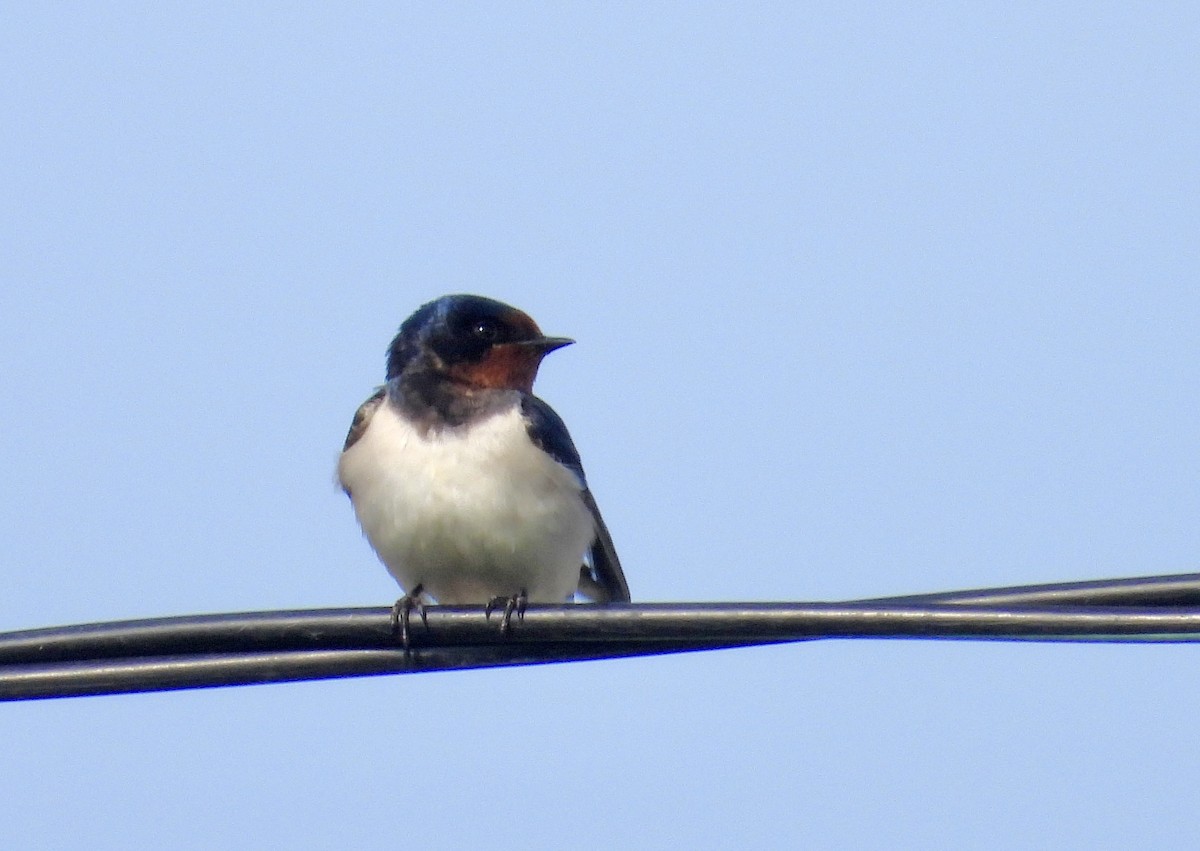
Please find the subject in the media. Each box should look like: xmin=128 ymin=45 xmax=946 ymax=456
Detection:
xmin=2 ymin=4 xmax=1198 ymax=849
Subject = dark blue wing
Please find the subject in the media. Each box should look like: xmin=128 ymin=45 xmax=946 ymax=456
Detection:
xmin=342 ymin=387 xmax=386 ymax=452
xmin=521 ymin=395 xmax=631 ymax=603
xmin=520 ymin=394 xmax=587 ymax=487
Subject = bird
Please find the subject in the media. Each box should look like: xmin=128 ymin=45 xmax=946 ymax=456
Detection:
xmin=337 ymin=294 xmax=630 ymax=639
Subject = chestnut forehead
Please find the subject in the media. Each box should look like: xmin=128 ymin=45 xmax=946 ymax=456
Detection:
xmin=444 ymin=301 xmax=541 ymax=337
xmin=499 ymin=307 xmax=542 ymax=337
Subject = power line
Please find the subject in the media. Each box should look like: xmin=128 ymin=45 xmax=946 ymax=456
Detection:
xmin=3 ymin=572 xmax=1200 ymax=701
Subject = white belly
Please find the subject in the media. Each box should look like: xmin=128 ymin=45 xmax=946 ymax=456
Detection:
xmin=337 ymin=399 xmax=593 ymax=603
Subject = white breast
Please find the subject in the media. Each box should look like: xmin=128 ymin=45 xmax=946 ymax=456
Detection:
xmin=337 ymin=399 xmax=594 ymax=604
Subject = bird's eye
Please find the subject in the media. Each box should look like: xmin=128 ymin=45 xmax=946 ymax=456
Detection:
xmin=472 ymin=319 xmax=500 ymax=342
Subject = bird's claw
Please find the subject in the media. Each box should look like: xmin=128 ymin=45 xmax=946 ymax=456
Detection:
xmin=485 ymin=589 xmax=528 ymax=635
xmin=390 ymin=585 xmax=428 ymax=650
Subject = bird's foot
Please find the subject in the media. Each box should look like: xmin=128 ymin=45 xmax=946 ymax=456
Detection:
xmin=390 ymin=584 xmax=429 ymax=650
xmin=484 ymin=589 xmax=528 ymax=635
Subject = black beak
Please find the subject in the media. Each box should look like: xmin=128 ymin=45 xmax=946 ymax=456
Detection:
xmin=518 ymin=335 xmax=575 ymax=354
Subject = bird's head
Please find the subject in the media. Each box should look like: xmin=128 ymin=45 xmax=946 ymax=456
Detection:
xmin=386 ymin=294 xmax=573 ymax=393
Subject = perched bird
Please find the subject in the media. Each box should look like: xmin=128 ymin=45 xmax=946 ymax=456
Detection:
xmin=337 ymin=294 xmax=630 ymax=634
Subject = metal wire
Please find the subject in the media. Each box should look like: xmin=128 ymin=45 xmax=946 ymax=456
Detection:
xmin=3 ymin=572 xmax=1200 ymax=701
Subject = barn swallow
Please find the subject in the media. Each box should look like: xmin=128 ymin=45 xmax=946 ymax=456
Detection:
xmin=337 ymin=294 xmax=630 ymax=639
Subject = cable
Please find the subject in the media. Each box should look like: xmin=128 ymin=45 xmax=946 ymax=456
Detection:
xmin=4 ymin=572 xmax=1200 ymax=701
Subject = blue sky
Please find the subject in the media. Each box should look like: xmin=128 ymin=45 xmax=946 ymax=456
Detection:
xmin=2 ymin=3 xmax=1199 ymax=848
